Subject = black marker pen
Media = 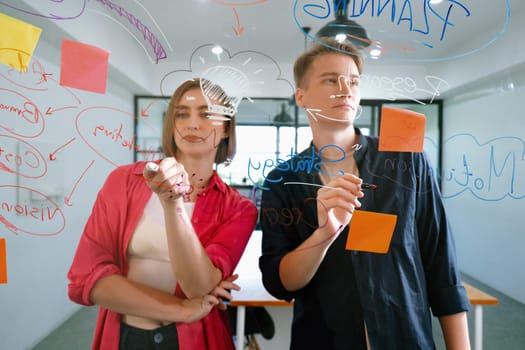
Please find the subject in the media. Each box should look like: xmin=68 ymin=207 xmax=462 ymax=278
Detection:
xmin=361 ymin=183 xmax=377 ymax=190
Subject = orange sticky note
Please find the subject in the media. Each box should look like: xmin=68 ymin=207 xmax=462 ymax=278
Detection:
xmin=60 ymin=39 xmax=109 ymax=94
xmin=0 ymin=13 xmax=42 ymax=71
xmin=0 ymin=238 xmax=7 ymax=284
xmin=378 ymin=106 xmax=426 ymax=152
xmin=346 ymin=211 xmax=397 ymax=254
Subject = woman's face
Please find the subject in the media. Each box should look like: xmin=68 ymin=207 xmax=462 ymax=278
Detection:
xmin=172 ymin=88 xmax=228 ymax=158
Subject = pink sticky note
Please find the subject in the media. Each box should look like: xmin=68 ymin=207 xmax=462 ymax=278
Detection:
xmin=378 ymin=106 xmax=426 ymax=152
xmin=60 ymin=39 xmax=109 ymax=94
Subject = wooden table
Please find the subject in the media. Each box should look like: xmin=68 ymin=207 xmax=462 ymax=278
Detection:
xmin=231 ymin=231 xmax=499 ymax=350
xmin=462 ymin=282 xmax=499 ymax=350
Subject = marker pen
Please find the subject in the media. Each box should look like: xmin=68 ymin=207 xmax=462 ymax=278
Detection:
xmin=361 ymin=183 xmax=377 ymax=190
xmin=145 ymin=162 xmax=159 ymax=172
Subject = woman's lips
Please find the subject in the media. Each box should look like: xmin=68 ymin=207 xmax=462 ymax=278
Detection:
xmin=183 ymin=135 xmax=205 ymax=142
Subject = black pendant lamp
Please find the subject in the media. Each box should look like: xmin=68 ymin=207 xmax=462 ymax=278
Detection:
xmin=315 ymin=4 xmax=370 ymax=48
xmin=272 ymin=103 xmax=293 ymax=125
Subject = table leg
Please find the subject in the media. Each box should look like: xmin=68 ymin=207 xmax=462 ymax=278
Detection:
xmin=473 ymin=305 xmax=483 ymax=350
xmin=236 ymin=305 xmax=246 ymax=350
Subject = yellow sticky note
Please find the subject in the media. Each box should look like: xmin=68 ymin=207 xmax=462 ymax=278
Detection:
xmin=346 ymin=210 xmax=397 ymax=254
xmin=0 ymin=238 xmax=7 ymax=284
xmin=0 ymin=13 xmax=42 ymax=71
xmin=378 ymin=106 xmax=426 ymax=152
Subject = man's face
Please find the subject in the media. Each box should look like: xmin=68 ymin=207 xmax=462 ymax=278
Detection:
xmin=296 ymin=53 xmax=361 ymax=125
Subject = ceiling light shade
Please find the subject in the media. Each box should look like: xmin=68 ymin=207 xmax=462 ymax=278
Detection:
xmin=211 ymin=45 xmax=223 ymax=55
xmin=316 ymin=5 xmax=370 ymax=48
xmin=273 ymin=103 xmax=293 ymax=125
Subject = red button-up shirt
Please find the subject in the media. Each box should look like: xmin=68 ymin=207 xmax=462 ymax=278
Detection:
xmin=68 ymin=161 xmax=258 ymax=350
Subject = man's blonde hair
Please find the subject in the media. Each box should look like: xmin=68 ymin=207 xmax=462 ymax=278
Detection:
xmin=294 ymin=38 xmax=364 ymax=89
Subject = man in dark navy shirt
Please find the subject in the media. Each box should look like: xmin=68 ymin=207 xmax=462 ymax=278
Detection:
xmin=259 ymin=38 xmax=471 ymax=350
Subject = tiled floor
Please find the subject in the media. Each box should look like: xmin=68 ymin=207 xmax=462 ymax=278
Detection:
xmin=33 ymin=274 xmax=525 ymax=350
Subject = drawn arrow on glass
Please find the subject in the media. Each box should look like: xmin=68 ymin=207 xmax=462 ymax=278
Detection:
xmin=141 ymin=101 xmax=156 ymax=117
xmin=49 ymin=137 xmax=76 ymax=161
xmin=45 ymin=105 xmax=78 ymax=116
xmin=231 ymin=7 xmax=244 ymax=37
xmin=64 ymin=160 xmax=95 ymax=206
xmin=305 ymin=107 xmax=363 ymax=122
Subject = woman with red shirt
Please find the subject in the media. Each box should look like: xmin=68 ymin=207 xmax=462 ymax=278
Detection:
xmin=68 ymin=78 xmax=258 ymax=350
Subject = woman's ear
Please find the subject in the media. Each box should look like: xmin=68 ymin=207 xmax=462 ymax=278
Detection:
xmin=220 ymin=119 xmax=230 ymax=139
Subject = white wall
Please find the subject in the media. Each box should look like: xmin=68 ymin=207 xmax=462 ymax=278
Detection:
xmin=430 ymin=3 xmax=525 ymax=304
xmin=441 ymin=70 xmax=525 ymax=304
xmin=0 ymin=36 xmax=136 ymax=350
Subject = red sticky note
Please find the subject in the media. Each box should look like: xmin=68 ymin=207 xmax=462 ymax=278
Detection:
xmin=0 ymin=238 xmax=7 ymax=284
xmin=60 ymin=39 xmax=109 ymax=94
xmin=346 ymin=210 xmax=397 ymax=254
xmin=378 ymin=106 xmax=426 ymax=152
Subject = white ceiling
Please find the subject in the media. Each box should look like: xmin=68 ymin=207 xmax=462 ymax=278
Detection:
xmin=2 ymin=0 xmax=525 ymax=97
xmin=151 ymin=0 xmax=521 ymax=63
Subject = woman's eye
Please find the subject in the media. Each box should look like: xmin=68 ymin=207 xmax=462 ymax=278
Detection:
xmin=175 ymin=112 xmax=188 ymax=118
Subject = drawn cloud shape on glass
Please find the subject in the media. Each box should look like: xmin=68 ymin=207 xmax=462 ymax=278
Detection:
xmin=0 ymin=0 xmax=87 ymax=20
xmin=441 ymin=134 xmax=525 ymax=201
xmin=293 ymin=0 xmax=510 ymax=62
xmin=159 ymin=43 xmax=294 ymax=116
xmin=75 ymin=106 xmax=159 ymax=167
xmin=0 ymin=87 xmax=45 ymax=138
xmin=0 ymin=134 xmax=47 ymax=179
xmin=0 ymin=185 xmax=66 ymax=236
xmin=361 ymin=133 xmax=525 ymax=201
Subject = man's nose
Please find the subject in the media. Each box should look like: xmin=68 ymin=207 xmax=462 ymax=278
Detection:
xmin=338 ymin=76 xmax=351 ymax=93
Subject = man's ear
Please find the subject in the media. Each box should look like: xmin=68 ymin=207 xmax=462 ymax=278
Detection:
xmin=295 ymin=88 xmax=304 ymax=108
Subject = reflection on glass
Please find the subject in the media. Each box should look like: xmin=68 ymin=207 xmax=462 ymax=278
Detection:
xmin=134 ymin=98 xmax=441 ymax=187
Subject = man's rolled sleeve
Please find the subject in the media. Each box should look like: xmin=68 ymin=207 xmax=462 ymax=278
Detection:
xmin=259 ymin=253 xmax=296 ymax=302
xmin=430 ymin=284 xmax=471 ymax=317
